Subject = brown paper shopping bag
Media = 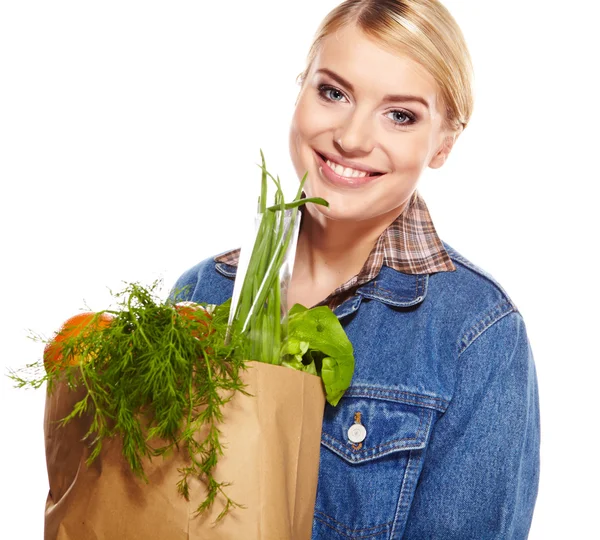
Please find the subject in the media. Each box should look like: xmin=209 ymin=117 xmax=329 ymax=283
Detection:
xmin=43 ymin=361 xmax=325 ymax=540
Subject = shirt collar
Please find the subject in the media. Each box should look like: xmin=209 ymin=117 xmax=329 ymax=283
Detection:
xmin=368 ymin=189 xmax=456 ymax=275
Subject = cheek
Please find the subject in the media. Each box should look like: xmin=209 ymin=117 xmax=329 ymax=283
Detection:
xmin=292 ymin=96 xmax=334 ymax=142
xmin=391 ymin=132 xmax=433 ymax=171
xmin=290 ymin=98 xmax=330 ymax=176
xmin=289 ymin=110 xmax=305 ymax=174
xmin=289 ymin=104 xmax=314 ymax=182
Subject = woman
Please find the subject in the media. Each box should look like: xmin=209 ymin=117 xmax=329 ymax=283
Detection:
xmin=172 ymin=0 xmax=540 ymax=538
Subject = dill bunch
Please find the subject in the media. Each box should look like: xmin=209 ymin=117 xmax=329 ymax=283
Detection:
xmin=10 ymin=280 xmax=249 ymax=520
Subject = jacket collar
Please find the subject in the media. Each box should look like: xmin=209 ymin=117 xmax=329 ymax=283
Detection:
xmin=356 ymin=265 xmax=428 ymax=307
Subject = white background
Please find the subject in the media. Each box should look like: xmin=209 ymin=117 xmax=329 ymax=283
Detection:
xmin=1 ymin=1 xmax=598 ymax=538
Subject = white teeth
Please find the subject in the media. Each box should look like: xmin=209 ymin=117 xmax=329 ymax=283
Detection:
xmin=325 ymin=158 xmax=370 ymax=178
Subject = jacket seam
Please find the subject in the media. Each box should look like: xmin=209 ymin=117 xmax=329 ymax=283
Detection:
xmin=444 ymin=246 xmax=518 ymax=312
xmin=314 ymin=510 xmax=392 ymax=537
xmin=344 ymin=386 xmax=449 ymax=412
xmin=457 ymin=302 xmax=516 ymax=358
xmin=391 ymin=448 xmax=422 ymax=539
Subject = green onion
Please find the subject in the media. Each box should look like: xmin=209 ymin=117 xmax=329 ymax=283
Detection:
xmin=232 ymin=150 xmax=328 ymax=365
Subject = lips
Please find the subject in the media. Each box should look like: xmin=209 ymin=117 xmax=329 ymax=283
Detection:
xmin=314 ymin=150 xmax=385 ymax=188
xmin=316 ymin=151 xmax=385 ymax=176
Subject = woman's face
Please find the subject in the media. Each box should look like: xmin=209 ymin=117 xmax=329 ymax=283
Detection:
xmin=289 ymin=24 xmax=457 ymax=225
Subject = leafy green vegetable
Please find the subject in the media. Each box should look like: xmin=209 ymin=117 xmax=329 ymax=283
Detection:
xmin=281 ymin=304 xmax=354 ymax=406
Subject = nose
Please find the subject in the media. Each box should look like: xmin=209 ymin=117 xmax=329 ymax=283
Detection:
xmin=334 ymin=110 xmax=375 ymax=155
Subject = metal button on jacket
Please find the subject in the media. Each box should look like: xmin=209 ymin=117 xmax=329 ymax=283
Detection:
xmin=347 ymin=423 xmax=367 ymax=444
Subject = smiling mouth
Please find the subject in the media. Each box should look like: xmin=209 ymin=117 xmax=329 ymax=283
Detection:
xmin=316 ymin=152 xmax=384 ymax=178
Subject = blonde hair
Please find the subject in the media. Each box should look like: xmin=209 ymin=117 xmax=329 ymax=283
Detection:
xmin=297 ymin=0 xmax=474 ymax=132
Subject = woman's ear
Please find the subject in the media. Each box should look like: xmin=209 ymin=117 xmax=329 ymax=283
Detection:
xmin=429 ymin=127 xmax=463 ymax=169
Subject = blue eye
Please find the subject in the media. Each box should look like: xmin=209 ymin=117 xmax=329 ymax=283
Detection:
xmin=318 ymin=84 xmax=346 ymax=102
xmin=386 ymin=110 xmax=416 ymax=126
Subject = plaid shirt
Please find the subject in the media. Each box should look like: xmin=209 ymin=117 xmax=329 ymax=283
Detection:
xmin=215 ymin=190 xmax=456 ymax=311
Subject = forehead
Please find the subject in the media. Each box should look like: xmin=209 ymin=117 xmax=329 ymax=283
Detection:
xmin=313 ymin=25 xmax=440 ymax=110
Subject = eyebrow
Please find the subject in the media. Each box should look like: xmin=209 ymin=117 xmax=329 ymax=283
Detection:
xmin=315 ymin=68 xmax=430 ymax=110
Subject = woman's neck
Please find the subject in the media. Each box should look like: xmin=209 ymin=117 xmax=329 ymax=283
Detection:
xmin=285 ymin=200 xmax=409 ymax=310
xmin=293 ymin=205 xmax=397 ymax=287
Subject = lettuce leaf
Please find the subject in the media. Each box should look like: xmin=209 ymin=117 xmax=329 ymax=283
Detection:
xmin=281 ymin=304 xmax=354 ymax=406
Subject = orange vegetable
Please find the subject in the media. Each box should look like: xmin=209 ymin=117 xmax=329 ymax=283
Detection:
xmin=174 ymin=301 xmax=213 ymax=341
xmin=43 ymin=312 xmax=114 ymax=369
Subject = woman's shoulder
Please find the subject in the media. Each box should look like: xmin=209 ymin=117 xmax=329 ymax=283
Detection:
xmin=436 ymin=240 xmax=518 ymax=310
xmin=428 ymin=241 xmax=525 ymax=352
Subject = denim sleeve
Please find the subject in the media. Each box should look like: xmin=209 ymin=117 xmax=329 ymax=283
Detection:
xmin=168 ymin=271 xmax=195 ymax=303
xmin=402 ymin=310 xmax=540 ymax=540
xmin=167 ymin=259 xmax=210 ymax=304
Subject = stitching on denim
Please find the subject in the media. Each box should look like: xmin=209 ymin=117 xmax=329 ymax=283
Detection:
xmin=314 ymin=510 xmax=392 ymax=537
xmin=370 ymin=274 xmax=426 ymax=296
xmin=323 ymin=429 xmax=422 ymax=452
xmin=458 ymin=301 xmax=515 ymax=357
xmin=347 ymin=387 xmax=447 ymax=403
xmin=344 ymin=386 xmax=449 ymax=412
xmin=322 ymin=436 xmax=425 ymax=463
xmin=315 ymin=510 xmax=393 ymax=532
xmin=314 ymin=515 xmax=357 ymax=539
xmin=336 ymin=296 xmax=362 ymax=319
xmin=390 ymin=448 xmax=421 ymax=538
xmin=314 ymin=415 xmax=432 ymax=537
xmin=365 ymin=285 xmax=413 ymax=301
xmin=347 ymin=391 xmax=446 ymax=407
xmin=458 ymin=300 xmax=512 ymax=351
xmin=414 ymin=274 xmax=423 ymax=299
xmin=215 ymin=263 xmax=236 ymax=278
xmin=444 ymin=248 xmax=518 ymax=312
xmin=322 ymin=408 xmax=433 ymax=461
xmin=357 ymin=290 xmax=425 ymax=308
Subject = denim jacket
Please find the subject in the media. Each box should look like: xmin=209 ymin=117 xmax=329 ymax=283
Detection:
xmin=170 ymin=241 xmax=540 ymax=539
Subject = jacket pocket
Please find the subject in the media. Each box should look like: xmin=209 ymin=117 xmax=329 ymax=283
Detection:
xmin=312 ymin=392 xmax=438 ymax=540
